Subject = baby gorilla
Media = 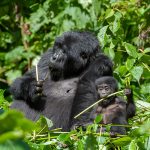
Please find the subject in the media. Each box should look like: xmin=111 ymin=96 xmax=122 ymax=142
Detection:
xmin=90 ymin=77 xmax=136 ymax=136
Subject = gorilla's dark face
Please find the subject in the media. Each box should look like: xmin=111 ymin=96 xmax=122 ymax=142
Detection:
xmin=97 ymin=83 xmax=113 ymax=98
xmin=95 ymin=77 xmax=118 ymax=106
xmin=49 ymin=31 xmax=101 ymax=80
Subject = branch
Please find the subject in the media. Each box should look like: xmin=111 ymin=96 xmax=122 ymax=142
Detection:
xmin=74 ymin=90 xmax=124 ymax=119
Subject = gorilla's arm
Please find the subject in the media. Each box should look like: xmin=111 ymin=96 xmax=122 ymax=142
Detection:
xmin=70 ymin=54 xmax=113 ymax=128
xmin=10 ymin=49 xmax=52 ymax=104
xmin=124 ymin=89 xmax=136 ymax=119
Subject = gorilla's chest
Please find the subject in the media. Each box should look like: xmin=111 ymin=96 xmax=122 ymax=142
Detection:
xmin=43 ymin=77 xmax=79 ymax=99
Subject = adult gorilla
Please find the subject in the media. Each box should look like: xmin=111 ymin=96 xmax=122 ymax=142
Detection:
xmin=10 ymin=31 xmax=113 ymax=131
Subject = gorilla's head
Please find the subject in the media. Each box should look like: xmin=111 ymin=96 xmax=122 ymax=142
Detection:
xmin=95 ymin=76 xmax=118 ymax=107
xmin=49 ymin=31 xmax=101 ymax=80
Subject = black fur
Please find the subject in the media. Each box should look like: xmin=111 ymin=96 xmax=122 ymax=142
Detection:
xmin=10 ymin=31 xmax=113 ymax=131
xmin=72 ymin=74 xmax=136 ymax=136
xmin=70 ymin=58 xmax=113 ymax=128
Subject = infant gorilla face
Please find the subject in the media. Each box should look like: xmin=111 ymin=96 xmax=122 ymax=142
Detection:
xmin=97 ymin=83 xmax=112 ymax=98
xmin=49 ymin=31 xmax=101 ymax=78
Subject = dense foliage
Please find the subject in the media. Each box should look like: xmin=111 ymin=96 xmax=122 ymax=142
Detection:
xmin=0 ymin=0 xmax=150 ymax=149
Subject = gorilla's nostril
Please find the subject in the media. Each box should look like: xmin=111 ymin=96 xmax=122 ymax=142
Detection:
xmin=52 ymin=56 xmax=56 ymax=60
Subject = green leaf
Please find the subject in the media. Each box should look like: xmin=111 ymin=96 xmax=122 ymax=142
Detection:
xmin=94 ymin=114 xmax=102 ymax=124
xmin=144 ymin=47 xmax=150 ymax=53
xmin=0 ymin=140 xmax=30 ymax=150
xmin=65 ymin=7 xmax=90 ymax=29
xmin=98 ymin=25 xmax=109 ymax=48
xmin=77 ymin=140 xmax=84 ymax=150
xmin=131 ymin=66 xmax=143 ymax=82
xmin=112 ymin=19 xmax=120 ymax=33
xmin=104 ymin=47 xmax=115 ymax=59
xmin=140 ymin=83 xmax=150 ymax=94
xmin=0 ymin=110 xmax=34 ymax=134
xmin=112 ymin=137 xmax=131 ymax=146
xmin=0 ymin=32 xmax=13 ymax=48
xmin=136 ymin=100 xmax=150 ymax=108
xmin=115 ymin=66 xmax=128 ymax=76
xmin=129 ymin=140 xmax=138 ymax=150
xmin=58 ymin=133 xmax=70 ymax=142
xmin=5 ymin=46 xmax=25 ymax=64
xmin=0 ymin=131 xmax=24 ymax=143
xmin=85 ymin=134 xmax=98 ymax=150
xmin=124 ymin=43 xmax=138 ymax=58
xmin=35 ymin=116 xmax=53 ymax=132
xmin=126 ymin=58 xmax=136 ymax=70
xmin=0 ymin=89 xmax=5 ymax=104
xmin=139 ymin=54 xmax=150 ymax=65
xmin=105 ymin=9 xmax=114 ymax=19
xmin=5 ymin=70 xmax=22 ymax=84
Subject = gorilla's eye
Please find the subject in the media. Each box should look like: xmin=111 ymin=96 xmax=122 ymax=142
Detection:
xmin=80 ymin=52 xmax=87 ymax=59
xmin=57 ymin=42 xmax=62 ymax=48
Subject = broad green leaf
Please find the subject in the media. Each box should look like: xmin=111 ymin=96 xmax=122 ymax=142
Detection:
xmin=140 ymin=83 xmax=150 ymax=94
xmin=85 ymin=134 xmax=98 ymax=150
xmin=116 ymin=66 xmax=128 ymax=76
xmin=124 ymin=43 xmax=138 ymax=58
xmin=93 ymin=0 xmax=101 ymax=17
xmin=78 ymin=0 xmax=92 ymax=8
xmin=0 ymin=89 xmax=5 ymax=104
xmin=129 ymin=140 xmax=138 ymax=150
xmin=144 ymin=47 xmax=150 ymax=53
xmin=97 ymin=136 xmax=107 ymax=144
xmin=58 ymin=133 xmax=70 ymax=142
xmin=77 ymin=140 xmax=84 ymax=150
xmin=30 ymin=0 xmax=53 ymax=33
xmin=94 ymin=114 xmax=102 ymax=124
xmin=112 ymin=137 xmax=131 ymax=146
xmin=110 ymin=41 xmax=115 ymax=49
xmin=0 ymin=32 xmax=13 ymax=48
xmin=138 ymin=120 xmax=150 ymax=136
xmin=62 ymin=20 xmax=75 ymax=31
xmin=5 ymin=70 xmax=22 ymax=84
xmin=126 ymin=58 xmax=136 ymax=70
xmin=35 ymin=116 xmax=53 ymax=132
xmin=114 ymin=12 xmax=122 ymax=20
xmin=0 ymin=110 xmax=34 ymax=134
xmin=0 ymin=131 xmax=24 ymax=143
xmin=104 ymin=47 xmax=115 ymax=59
xmin=136 ymin=100 xmax=150 ymax=108
xmin=112 ymin=19 xmax=120 ymax=33
xmin=0 ymin=140 xmax=30 ymax=150
xmin=139 ymin=54 xmax=150 ymax=65
xmin=105 ymin=9 xmax=114 ymax=19
xmin=65 ymin=7 xmax=90 ymax=29
xmin=5 ymin=46 xmax=25 ymax=64
xmin=98 ymin=26 xmax=109 ymax=48
xmin=131 ymin=66 xmax=143 ymax=82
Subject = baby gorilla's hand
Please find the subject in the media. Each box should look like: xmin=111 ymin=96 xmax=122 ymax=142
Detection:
xmin=32 ymin=80 xmax=44 ymax=102
xmin=124 ymin=88 xmax=132 ymax=97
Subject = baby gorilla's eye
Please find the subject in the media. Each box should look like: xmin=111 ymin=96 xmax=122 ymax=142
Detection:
xmin=80 ymin=52 xmax=88 ymax=59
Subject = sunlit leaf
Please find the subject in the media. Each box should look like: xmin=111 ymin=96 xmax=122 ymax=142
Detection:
xmin=130 ymin=66 xmax=143 ymax=82
xmin=105 ymin=9 xmax=114 ymax=19
xmin=94 ymin=114 xmax=102 ymax=124
xmin=124 ymin=43 xmax=138 ymax=58
xmin=98 ymin=25 xmax=109 ymax=48
xmin=129 ymin=140 xmax=138 ymax=150
xmin=0 ymin=140 xmax=30 ymax=150
xmin=126 ymin=58 xmax=136 ymax=70
xmin=112 ymin=137 xmax=131 ymax=146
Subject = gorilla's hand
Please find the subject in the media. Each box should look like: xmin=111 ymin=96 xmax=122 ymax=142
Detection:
xmin=32 ymin=80 xmax=44 ymax=102
xmin=124 ymin=88 xmax=132 ymax=97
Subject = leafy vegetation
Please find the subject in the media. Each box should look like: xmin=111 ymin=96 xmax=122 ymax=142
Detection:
xmin=0 ymin=0 xmax=150 ymax=149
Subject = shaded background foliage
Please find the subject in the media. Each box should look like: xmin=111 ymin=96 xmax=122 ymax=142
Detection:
xmin=0 ymin=0 xmax=150 ymax=149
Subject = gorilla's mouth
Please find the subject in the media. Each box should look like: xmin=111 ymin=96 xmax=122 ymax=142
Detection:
xmin=49 ymin=61 xmax=64 ymax=71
